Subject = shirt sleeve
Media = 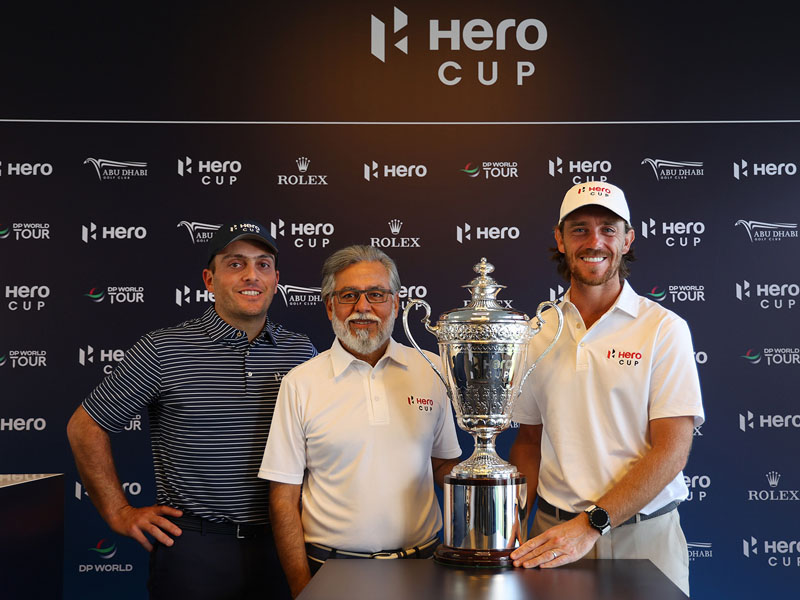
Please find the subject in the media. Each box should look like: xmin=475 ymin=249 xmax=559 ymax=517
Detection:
xmin=649 ymin=316 xmax=705 ymax=426
xmin=258 ymin=372 xmax=307 ymax=484
xmin=82 ymin=334 xmax=161 ymax=433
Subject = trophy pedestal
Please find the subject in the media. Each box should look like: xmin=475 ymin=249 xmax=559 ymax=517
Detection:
xmin=436 ymin=475 xmax=528 ymax=568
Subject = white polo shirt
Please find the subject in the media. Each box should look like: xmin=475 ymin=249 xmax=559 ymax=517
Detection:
xmin=512 ymin=281 xmax=704 ymax=515
xmin=259 ymin=337 xmax=462 ymax=552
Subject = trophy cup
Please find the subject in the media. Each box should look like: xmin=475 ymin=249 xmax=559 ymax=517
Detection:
xmin=403 ymin=258 xmax=563 ymax=567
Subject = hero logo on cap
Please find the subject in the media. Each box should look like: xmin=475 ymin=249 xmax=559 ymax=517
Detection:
xmin=559 ymin=181 xmax=630 ymax=225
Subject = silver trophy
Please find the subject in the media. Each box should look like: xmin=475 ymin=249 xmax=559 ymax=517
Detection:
xmin=403 ymin=258 xmax=563 ymax=567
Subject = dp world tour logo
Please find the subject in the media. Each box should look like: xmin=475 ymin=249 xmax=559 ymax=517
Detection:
xmin=0 ymin=224 xmax=10 ymax=239
xmin=646 ymin=286 xmax=666 ymax=302
xmin=371 ymin=7 xmax=408 ymax=62
xmin=89 ymin=539 xmax=117 ymax=560
xmin=735 ymin=220 xmax=798 ymax=242
xmin=84 ymin=287 xmax=106 ymax=302
xmin=461 ymin=163 xmax=481 ymax=178
xmin=741 ymin=348 xmax=762 ymax=364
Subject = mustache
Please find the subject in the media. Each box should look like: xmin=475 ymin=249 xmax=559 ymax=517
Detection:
xmin=345 ymin=312 xmax=382 ymax=324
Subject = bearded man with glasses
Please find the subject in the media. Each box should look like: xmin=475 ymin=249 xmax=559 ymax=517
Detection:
xmin=259 ymin=245 xmax=462 ymax=598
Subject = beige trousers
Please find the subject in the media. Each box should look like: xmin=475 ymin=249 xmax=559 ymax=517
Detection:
xmin=532 ymin=506 xmax=690 ymax=597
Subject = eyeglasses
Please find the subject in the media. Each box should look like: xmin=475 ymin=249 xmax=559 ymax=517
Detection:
xmin=333 ymin=288 xmax=393 ymax=304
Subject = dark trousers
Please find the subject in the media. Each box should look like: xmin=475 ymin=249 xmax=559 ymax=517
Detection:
xmin=148 ymin=527 xmax=291 ymax=600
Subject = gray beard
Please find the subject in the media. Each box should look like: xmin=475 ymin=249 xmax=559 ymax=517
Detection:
xmin=332 ymin=310 xmax=395 ymax=358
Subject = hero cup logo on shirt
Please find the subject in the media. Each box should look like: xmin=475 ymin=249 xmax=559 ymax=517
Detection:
xmin=606 ymin=348 xmax=643 ymax=367
xmin=408 ymin=396 xmax=434 ymax=412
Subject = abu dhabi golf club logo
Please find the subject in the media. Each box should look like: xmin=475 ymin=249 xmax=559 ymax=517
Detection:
xmin=369 ymin=8 xmax=547 ymax=86
xmin=177 ymin=221 xmax=221 ymax=244
xmin=735 ymin=220 xmax=798 ymax=243
xmin=641 ymin=158 xmax=703 ymax=181
xmin=277 ymin=284 xmax=322 ymax=307
xmin=277 ymin=156 xmax=329 ymax=185
xmin=84 ymin=157 xmax=148 ymax=181
xmin=733 ymin=159 xmax=797 ymax=180
xmin=687 ymin=542 xmax=713 ymax=561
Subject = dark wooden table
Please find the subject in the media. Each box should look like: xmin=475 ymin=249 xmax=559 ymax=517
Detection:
xmin=298 ymin=558 xmax=687 ymax=600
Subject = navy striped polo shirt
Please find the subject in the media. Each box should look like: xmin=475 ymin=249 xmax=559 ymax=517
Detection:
xmin=83 ymin=306 xmax=317 ymax=524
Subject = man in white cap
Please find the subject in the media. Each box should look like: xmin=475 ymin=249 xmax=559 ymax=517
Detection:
xmin=509 ymin=182 xmax=704 ymax=596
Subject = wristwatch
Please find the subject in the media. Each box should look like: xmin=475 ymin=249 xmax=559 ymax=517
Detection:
xmin=584 ymin=504 xmax=611 ymax=535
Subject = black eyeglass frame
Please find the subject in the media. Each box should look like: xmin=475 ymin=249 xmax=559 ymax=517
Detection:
xmin=332 ymin=287 xmax=394 ymax=304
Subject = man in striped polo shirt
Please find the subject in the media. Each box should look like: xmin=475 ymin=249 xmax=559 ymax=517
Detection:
xmin=67 ymin=220 xmax=317 ymax=599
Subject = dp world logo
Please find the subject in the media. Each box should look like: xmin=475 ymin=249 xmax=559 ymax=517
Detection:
xmin=84 ymin=287 xmax=106 ymax=302
xmin=740 ymin=348 xmax=762 ymax=365
xmin=646 ymin=286 xmax=666 ymax=302
xmin=371 ymin=7 xmax=408 ymax=63
xmin=89 ymin=539 xmax=117 ymax=560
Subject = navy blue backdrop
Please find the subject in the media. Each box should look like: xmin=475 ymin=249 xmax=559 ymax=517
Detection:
xmin=1 ymin=2 xmax=798 ymax=598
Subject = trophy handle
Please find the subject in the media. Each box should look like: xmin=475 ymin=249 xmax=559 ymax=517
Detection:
xmin=402 ymin=299 xmax=450 ymax=395
xmin=517 ymin=301 xmax=564 ymax=394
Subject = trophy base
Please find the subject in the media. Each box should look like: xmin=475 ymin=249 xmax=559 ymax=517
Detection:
xmin=439 ymin=474 xmax=527 ymax=568
xmin=434 ymin=546 xmax=515 ymax=568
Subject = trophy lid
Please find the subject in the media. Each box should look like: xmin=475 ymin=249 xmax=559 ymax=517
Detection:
xmin=437 ymin=258 xmax=529 ymax=325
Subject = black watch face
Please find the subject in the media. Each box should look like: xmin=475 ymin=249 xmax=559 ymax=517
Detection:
xmin=590 ymin=508 xmax=610 ymax=528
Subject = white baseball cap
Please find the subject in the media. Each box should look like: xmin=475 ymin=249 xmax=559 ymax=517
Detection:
xmin=559 ymin=181 xmax=630 ymax=225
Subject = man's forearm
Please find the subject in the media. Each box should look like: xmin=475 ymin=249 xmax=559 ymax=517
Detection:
xmin=67 ymin=406 xmax=130 ymax=523
xmin=270 ymin=483 xmax=311 ymax=599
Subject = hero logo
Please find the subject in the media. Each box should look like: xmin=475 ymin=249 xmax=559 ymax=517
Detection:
xmin=1 ymin=350 xmax=46 ymax=368
xmin=740 ymin=411 xmax=800 ymax=431
xmin=735 ymin=279 xmax=797 ymax=309
xmin=747 ymin=471 xmax=799 ymax=502
xmin=5 ymin=285 xmax=49 ymax=311
xmin=606 ymin=348 xmax=643 ymax=367
xmin=398 ymin=284 xmax=428 ymax=311
xmin=407 ymin=395 xmax=434 ymax=412
xmin=548 ymin=157 xmax=611 ymax=184
xmin=175 ymin=286 xmax=215 ymax=306
xmin=733 ymin=159 xmax=797 ymax=180
xmin=640 ymin=218 xmax=704 ymax=247
xmin=363 ymin=161 xmax=427 ymax=181
xmin=370 ymin=8 xmax=546 ymax=86
xmin=683 ymin=473 xmax=710 ymax=502
xmin=81 ymin=222 xmax=147 ymax=243
xmin=0 ymin=417 xmax=47 ymax=431
xmin=743 ymin=536 xmax=800 ymax=567
xmin=370 ymin=219 xmax=421 ymax=248
xmin=456 ymin=222 xmax=520 ymax=243
xmin=177 ymin=156 xmax=241 ymax=186
xmin=78 ymin=345 xmax=125 ymax=374
xmin=0 ymin=161 xmax=53 ymax=176
xmin=269 ymin=219 xmax=333 ymax=249
xmin=2 ymin=223 xmax=50 ymax=240
xmin=75 ymin=480 xmax=141 ymax=500
xmin=549 ymin=284 xmax=565 ymax=302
